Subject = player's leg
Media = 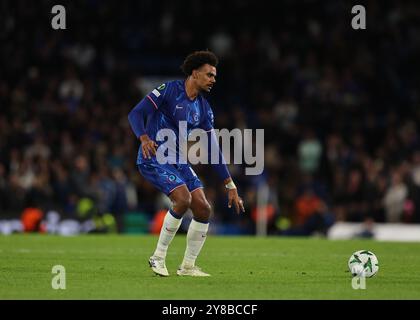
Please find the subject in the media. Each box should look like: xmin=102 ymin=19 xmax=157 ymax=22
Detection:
xmin=151 ymin=185 xmax=191 ymax=260
xmin=138 ymin=162 xmax=190 ymax=276
xmin=178 ymin=187 xmax=212 ymax=277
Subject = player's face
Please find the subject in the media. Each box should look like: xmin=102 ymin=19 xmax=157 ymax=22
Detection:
xmin=195 ymin=64 xmax=217 ymax=92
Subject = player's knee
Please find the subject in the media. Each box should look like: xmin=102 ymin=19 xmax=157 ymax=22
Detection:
xmin=174 ymin=193 xmax=192 ymax=214
xmin=195 ymin=200 xmax=212 ymax=220
xmin=202 ymin=201 xmax=212 ymax=218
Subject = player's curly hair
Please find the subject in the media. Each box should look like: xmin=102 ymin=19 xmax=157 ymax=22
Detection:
xmin=180 ymin=50 xmax=218 ymax=76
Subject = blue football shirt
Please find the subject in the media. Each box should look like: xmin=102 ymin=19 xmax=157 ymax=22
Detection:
xmin=137 ymin=80 xmax=215 ymax=165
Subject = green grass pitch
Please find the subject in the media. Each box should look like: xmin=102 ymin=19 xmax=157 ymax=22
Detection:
xmin=1 ymin=235 xmax=420 ymax=299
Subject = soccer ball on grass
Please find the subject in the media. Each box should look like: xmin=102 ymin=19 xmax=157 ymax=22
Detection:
xmin=348 ymin=250 xmax=379 ymax=277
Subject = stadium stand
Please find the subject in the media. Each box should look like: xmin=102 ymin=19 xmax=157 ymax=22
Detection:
xmin=1 ymin=0 xmax=420 ymax=235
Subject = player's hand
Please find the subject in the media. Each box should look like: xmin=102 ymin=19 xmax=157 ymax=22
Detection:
xmin=228 ymin=188 xmax=245 ymax=214
xmin=140 ymin=134 xmax=158 ymax=159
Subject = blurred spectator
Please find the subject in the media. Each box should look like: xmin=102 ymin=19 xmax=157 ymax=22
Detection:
xmin=384 ymin=169 xmax=408 ymax=222
xmin=297 ymin=130 xmax=323 ymax=174
xmin=282 ymin=187 xmax=334 ymax=236
xmin=21 ymin=207 xmax=45 ymax=233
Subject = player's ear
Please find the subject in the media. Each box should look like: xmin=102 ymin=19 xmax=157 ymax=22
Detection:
xmin=192 ymin=69 xmax=198 ymax=79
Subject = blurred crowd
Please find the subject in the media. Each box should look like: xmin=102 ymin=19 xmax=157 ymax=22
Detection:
xmin=1 ymin=0 xmax=420 ymax=234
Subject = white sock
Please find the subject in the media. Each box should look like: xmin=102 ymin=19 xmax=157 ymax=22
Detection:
xmin=182 ymin=219 xmax=209 ymax=268
xmin=153 ymin=210 xmax=182 ymax=259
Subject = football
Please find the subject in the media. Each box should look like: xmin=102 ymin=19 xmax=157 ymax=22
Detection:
xmin=348 ymin=250 xmax=379 ymax=277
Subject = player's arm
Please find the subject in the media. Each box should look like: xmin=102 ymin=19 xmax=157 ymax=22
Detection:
xmin=207 ymin=129 xmax=245 ymax=214
xmin=127 ymin=96 xmax=158 ymax=159
xmin=201 ymin=103 xmax=245 ymax=214
xmin=128 ymin=84 xmax=170 ymax=159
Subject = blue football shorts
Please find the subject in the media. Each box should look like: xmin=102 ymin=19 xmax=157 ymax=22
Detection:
xmin=137 ymin=160 xmax=203 ymax=196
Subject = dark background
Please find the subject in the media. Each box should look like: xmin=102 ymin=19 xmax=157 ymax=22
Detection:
xmin=1 ymin=0 xmax=420 ymax=235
